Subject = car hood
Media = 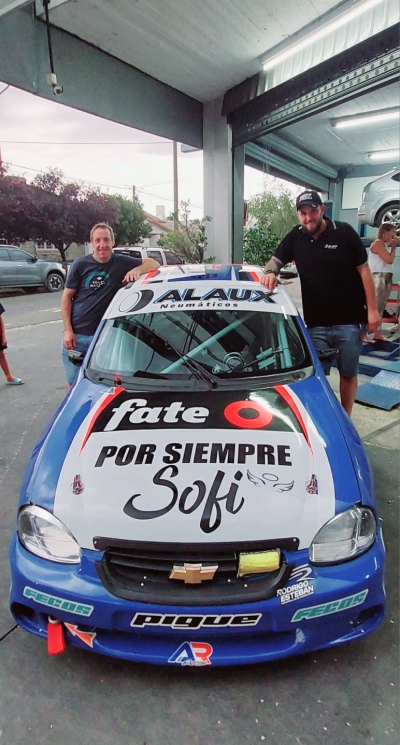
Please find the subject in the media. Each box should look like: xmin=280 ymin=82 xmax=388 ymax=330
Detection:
xmin=31 ymin=378 xmax=362 ymax=551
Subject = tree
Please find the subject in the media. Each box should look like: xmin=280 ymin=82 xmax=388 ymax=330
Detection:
xmin=157 ymin=201 xmax=214 ymax=262
xmin=110 ymin=194 xmax=151 ymax=246
xmin=31 ymin=168 xmax=119 ymax=260
xmin=243 ymin=187 xmax=297 ymax=264
xmin=243 ymin=223 xmax=278 ymax=266
xmin=0 ymin=172 xmax=38 ymax=244
xmin=246 ymin=189 xmax=297 ymax=242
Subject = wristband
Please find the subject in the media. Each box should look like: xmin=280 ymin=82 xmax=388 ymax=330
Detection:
xmin=264 ymin=269 xmax=277 ymax=275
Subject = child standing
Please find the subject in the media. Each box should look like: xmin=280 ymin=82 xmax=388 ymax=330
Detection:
xmin=0 ymin=302 xmax=24 ymax=385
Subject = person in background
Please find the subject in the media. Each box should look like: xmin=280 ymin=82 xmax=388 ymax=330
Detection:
xmin=260 ymin=190 xmax=380 ymax=417
xmin=61 ymin=223 xmax=159 ymax=390
xmin=0 ymin=302 xmax=24 ymax=385
xmin=364 ymin=222 xmax=398 ymax=342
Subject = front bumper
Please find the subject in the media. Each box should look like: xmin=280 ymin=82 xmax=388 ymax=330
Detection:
xmin=9 ymin=533 xmax=386 ymax=667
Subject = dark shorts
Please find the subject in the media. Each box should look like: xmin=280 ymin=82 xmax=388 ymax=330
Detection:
xmin=308 ymin=324 xmax=365 ymax=378
xmin=0 ymin=343 xmax=7 ymax=351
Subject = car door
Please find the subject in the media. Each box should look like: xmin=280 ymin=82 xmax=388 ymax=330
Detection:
xmin=0 ymin=246 xmax=19 ymax=286
xmin=10 ymin=248 xmax=41 ymax=286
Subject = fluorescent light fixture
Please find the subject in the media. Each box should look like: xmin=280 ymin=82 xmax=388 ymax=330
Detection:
xmin=262 ymin=0 xmax=383 ymax=71
xmin=368 ymin=150 xmax=400 ymax=161
xmin=332 ymin=110 xmax=400 ymax=129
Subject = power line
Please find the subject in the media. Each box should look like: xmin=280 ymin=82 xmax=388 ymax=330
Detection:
xmin=3 ymin=160 xmax=203 ymax=210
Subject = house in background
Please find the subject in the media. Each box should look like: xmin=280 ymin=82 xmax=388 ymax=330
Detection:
xmin=142 ymin=205 xmax=175 ymax=247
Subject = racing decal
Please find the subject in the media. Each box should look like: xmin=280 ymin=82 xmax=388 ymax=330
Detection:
xmin=79 ymin=387 xmax=125 ymax=453
xmin=130 ymin=613 xmax=262 ymax=629
xmin=107 ymin=275 xmax=286 ymax=317
xmin=71 ymin=474 xmax=84 ymax=494
xmin=278 ymin=563 xmax=315 ymax=604
xmin=23 ymin=588 xmax=93 ymax=617
xmin=118 ymin=289 xmax=155 ymax=313
xmin=54 ymin=386 xmax=335 ymax=546
xmin=247 ymin=470 xmax=294 ymax=492
xmin=289 ymin=564 xmax=314 ymax=583
xmin=224 ymin=399 xmax=273 ymax=429
xmin=233 ymin=266 xmax=262 ymax=282
xmin=275 ymin=385 xmax=313 ymax=454
xmin=278 ymin=580 xmax=315 ymax=604
xmin=79 ymin=390 xmax=310 ymax=439
xmin=64 ymin=623 xmax=96 ymax=648
xmin=154 ymin=286 xmax=276 ymax=308
xmin=290 ymin=590 xmax=369 ymax=622
xmin=305 ymin=474 xmax=318 ymax=494
xmin=168 ymin=642 xmax=213 ymax=666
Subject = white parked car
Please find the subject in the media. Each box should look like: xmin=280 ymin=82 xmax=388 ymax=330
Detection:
xmin=357 ymin=168 xmax=400 ymax=230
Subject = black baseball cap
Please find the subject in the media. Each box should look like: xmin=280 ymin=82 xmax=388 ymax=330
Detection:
xmin=296 ymin=191 xmax=323 ymax=209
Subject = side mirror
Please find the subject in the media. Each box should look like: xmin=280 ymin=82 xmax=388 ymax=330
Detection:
xmin=28 ymin=256 xmax=38 ymax=263
xmin=317 ymin=347 xmax=339 ymax=361
xmin=68 ymin=350 xmax=85 ymax=366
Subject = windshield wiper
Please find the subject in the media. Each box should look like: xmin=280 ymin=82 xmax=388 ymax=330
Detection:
xmin=134 ymin=320 xmax=218 ymax=389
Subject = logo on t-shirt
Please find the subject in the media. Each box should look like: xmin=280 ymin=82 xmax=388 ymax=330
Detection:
xmin=85 ymin=271 xmax=111 ymax=291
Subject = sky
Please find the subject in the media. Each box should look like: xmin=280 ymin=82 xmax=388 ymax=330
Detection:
xmin=0 ymin=83 xmax=294 ymax=220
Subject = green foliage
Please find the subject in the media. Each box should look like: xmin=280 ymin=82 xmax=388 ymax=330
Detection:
xmin=243 ymin=223 xmax=278 ymax=266
xmin=0 ymin=167 xmax=150 ymax=261
xmin=247 ymin=189 xmax=297 ymax=242
xmin=0 ymin=173 xmax=37 ymax=244
xmin=110 ymin=194 xmax=151 ymax=246
xmin=157 ymin=201 xmax=214 ymax=263
xmin=242 ymin=187 xmax=297 ymax=265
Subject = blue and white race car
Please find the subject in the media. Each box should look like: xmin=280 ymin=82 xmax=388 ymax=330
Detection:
xmin=9 ymin=265 xmax=385 ymax=667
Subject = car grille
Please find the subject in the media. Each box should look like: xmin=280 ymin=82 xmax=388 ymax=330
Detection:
xmin=94 ymin=537 xmax=297 ymax=605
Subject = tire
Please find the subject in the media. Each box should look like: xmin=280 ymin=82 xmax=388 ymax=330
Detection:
xmin=45 ymin=272 xmax=65 ymax=292
xmin=375 ymin=202 xmax=400 ymax=230
xmin=23 ymin=286 xmax=39 ymax=294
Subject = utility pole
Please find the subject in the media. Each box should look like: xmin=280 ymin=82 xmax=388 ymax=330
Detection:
xmin=173 ymin=141 xmax=179 ymax=230
xmin=132 ymin=185 xmax=136 ymax=202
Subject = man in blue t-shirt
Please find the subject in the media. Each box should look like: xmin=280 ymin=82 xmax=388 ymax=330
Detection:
xmin=260 ymin=191 xmax=380 ymax=417
xmin=61 ymin=223 xmax=159 ymax=389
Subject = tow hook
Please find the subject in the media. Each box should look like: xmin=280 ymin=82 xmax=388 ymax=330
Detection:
xmin=47 ymin=616 xmax=65 ymax=655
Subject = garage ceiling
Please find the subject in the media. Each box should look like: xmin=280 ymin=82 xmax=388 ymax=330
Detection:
xmin=33 ymin=0 xmax=399 ymax=173
xmin=279 ymin=82 xmax=399 ymax=170
xmin=1 ymin=0 xmax=398 ymax=177
xmin=35 ymin=0 xmax=346 ymax=103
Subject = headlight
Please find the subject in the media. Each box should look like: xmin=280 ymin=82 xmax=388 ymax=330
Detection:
xmin=309 ymin=506 xmax=376 ymax=565
xmin=18 ymin=505 xmax=81 ymax=564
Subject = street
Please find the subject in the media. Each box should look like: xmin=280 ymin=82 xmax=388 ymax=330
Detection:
xmin=0 ymin=288 xmax=398 ymax=745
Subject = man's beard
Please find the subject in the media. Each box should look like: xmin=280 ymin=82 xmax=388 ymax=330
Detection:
xmin=306 ymin=216 xmax=324 ymax=235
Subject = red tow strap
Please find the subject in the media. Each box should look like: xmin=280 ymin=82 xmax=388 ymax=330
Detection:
xmin=47 ymin=616 xmax=65 ymax=655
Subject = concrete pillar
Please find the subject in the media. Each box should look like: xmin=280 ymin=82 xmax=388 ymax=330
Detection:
xmin=203 ymin=98 xmax=233 ymax=263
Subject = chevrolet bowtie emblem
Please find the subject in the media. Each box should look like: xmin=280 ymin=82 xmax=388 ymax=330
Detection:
xmin=169 ymin=563 xmax=218 ymax=584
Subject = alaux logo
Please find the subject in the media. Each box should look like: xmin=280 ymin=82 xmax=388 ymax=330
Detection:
xmin=118 ymin=289 xmax=154 ymax=314
xmin=155 ymin=287 xmax=276 ymax=305
xmin=85 ymin=270 xmax=111 ymax=291
xmin=168 ymin=642 xmax=213 ymax=666
xmin=117 ymin=286 xmax=275 ymax=313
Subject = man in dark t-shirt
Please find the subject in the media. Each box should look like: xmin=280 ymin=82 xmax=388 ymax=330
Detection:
xmin=260 ymin=191 xmax=380 ymax=416
xmin=61 ymin=223 xmax=159 ymax=389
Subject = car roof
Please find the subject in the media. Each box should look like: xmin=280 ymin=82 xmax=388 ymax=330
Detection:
xmin=104 ymin=263 xmax=299 ymax=319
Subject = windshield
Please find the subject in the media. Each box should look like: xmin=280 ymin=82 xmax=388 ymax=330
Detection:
xmin=87 ymin=309 xmax=310 ymax=382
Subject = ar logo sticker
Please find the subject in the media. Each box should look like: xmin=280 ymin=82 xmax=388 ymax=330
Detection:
xmin=168 ymin=641 xmax=213 ymax=666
